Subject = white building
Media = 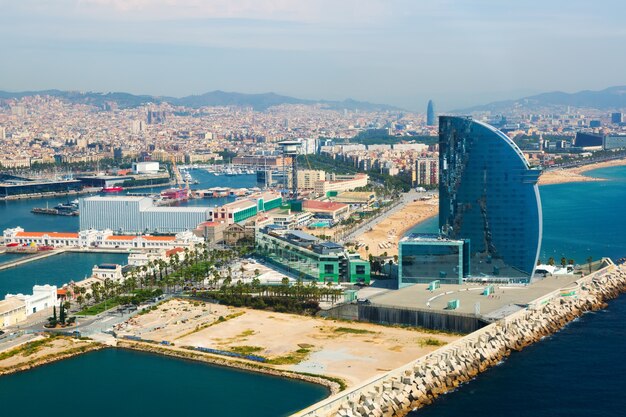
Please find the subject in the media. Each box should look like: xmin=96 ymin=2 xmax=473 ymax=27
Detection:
xmin=5 ymin=285 xmax=58 ymax=315
xmin=92 ymin=264 xmax=124 ymax=281
xmin=4 ymin=227 xmax=202 ymax=250
xmin=79 ymin=196 xmax=210 ymax=234
xmin=132 ymin=161 xmax=159 ymax=174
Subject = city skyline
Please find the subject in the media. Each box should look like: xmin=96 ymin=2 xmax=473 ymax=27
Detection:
xmin=2 ymin=0 xmax=625 ymax=111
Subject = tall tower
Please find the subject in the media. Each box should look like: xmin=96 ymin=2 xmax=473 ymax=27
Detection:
xmin=278 ymin=140 xmax=301 ymax=199
xmin=426 ymin=100 xmax=436 ymax=126
xmin=439 ymin=116 xmax=542 ymax=279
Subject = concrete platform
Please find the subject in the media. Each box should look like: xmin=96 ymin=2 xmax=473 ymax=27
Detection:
xmin=369 ymin=273 xmax=585 ymax=318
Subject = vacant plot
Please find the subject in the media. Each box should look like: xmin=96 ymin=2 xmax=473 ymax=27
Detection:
xmin=120 ymin=299 xmax=460 ymax=387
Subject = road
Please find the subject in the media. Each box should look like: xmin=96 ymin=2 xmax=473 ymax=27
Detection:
xmin=340 ymin=189 xmax=426 ymax=243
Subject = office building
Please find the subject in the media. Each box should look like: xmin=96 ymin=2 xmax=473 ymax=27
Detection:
xmin=604 ymin=135 xmax=626 ymax=150
xmin=132 ymin=161 xmax=159 ymax=174
xmin=314 ymin=173 xmax=369 ymax=196
xmin=574 ymin=132 xmax=604 ymax=149
xmin=256 ymin=227 xmax=370 ymax=284
xmin=611 ymin=112 xmax=623 ymax=124
xmin=212 ymin=191 xmax=282 ymax=225
xmin=438 ymin=116 xmax=542 ymax=280
xmin=426 ymin=100 xmax=436 ymax=126
xmin=399 ymin=234 xmax=470 ymax=285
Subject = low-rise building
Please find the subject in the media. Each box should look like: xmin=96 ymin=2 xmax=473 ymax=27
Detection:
xmin=256 ymin=227 xmax=370 ymax=284
xmin=302 ymin=200 xmax=350 ymax=222
xmin=0 ymin=297 xmax=27 ymax=328
xmin=92 ymin=264 xmax=124 ymax=281
xmin=398 ymin=234 xmax=470 ymax=287
xmin=314 ymin=173 xmax=369 ymax=196
xmin=5 ymin=285 xmax=58 ymax=315
xmin=4 ymin=227 xmax=202 ymax=249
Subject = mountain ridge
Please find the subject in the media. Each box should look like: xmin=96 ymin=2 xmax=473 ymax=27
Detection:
xmin=455 ymin=86 xmax=626 ymax=113
xmin=0 ymin=89 xmax=403 ymax=112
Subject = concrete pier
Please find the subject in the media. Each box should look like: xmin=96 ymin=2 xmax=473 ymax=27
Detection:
xmin=293 ymin=260 xmax=626 ymax=417
xmin=0 ymin=249 xmax=66 ymax=271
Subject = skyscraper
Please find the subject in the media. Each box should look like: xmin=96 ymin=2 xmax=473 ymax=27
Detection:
xmin=438 ymin=116 xmax=542 ymax=279
xmin=426 ymin=100 xmax=435 ymax=126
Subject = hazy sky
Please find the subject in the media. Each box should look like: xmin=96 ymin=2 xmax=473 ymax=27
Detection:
xmin=1 ymin=0 xmax=625 ymax=110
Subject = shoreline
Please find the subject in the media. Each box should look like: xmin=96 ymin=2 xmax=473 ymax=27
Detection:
xmin=0 ymin=339 xmax=105 ymax=377
xmin=538 ymin=157 xmax=626 ymax=186
xmin=355 ymin=198 xmax=438 ymax=258
xmin=116 ymin=340 xmax=341 ymax=395
xmin=0 ymin=337 xmax=341 ymax=395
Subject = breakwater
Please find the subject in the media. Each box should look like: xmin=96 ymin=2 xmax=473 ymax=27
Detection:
xmin=294 ymin=260 xmax=626 ymax=417
xmin=117 ymin=340 xmax=341 ymax=395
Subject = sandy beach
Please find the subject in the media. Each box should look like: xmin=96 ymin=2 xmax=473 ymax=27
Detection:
xmin=538 ymin=157 xmax=626 ymax=185
xmin=354 ymin=197 xmax=438 ymax=258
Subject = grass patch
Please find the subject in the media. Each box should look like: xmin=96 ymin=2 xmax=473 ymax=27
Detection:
xmin=230 ymin=346 xmax=264 ymax=355
xmin=238 ymin=329 xmax=255 ymax=337
xmin=418 ymin=337 xmax=446 ymax=347
xmin=174 ymin=312 xmax=245 ymax=340
xmin=333 ymin=327 xmax=375 ymax=335
xmin=267 ymin=348 xmax=311 ymax=365
xmin=76 ymin=299 xmax=121 ymax=315
xmin=328 ymin=317 xmax=464 ymax=336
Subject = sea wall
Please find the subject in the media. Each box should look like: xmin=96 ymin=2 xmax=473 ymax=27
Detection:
xmin=320 ymin=301 xmax=487 ymax=333
xmin=357 ymin=305 xmax=487 ymax=334
xmin=293 ymin=260 xmax=626 ymax=417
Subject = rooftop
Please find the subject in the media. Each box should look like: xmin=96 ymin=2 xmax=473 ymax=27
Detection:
xmin=143 ymin=206 xmax=210 ymax=213
xmin=83 ymin=195 xmax=148 ymax=202
xmin=400 ymin=233 xmax=464 ymax=243
xmin=15 ymin=231 xmax=79 ymax=238
xmin=302 ymin=200 xmax=349 ymax=212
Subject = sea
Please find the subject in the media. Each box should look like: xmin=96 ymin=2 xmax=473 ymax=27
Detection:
xmin=407 ymin=165 xmax=626 ymax=417
xmin=2 ymin=166 xmax=626 ymax=416
xmin=0 ymin=349 xmax=328 ymax=417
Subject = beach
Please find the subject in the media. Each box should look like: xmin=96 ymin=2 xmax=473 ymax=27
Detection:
xmin=538 ymin=157 xmax=626 ymax=185
xmin=355 ymin=197 xmax=438 ymax=258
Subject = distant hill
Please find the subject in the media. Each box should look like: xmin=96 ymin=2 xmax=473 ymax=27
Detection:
xmin=457 ymin=86 xmax=626 ymax=113
xmin=0 ymin=89 xmax=401 ymax=112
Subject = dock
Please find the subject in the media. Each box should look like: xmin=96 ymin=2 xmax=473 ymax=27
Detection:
xmin=0 ymin=249 xmax=66 ymax=271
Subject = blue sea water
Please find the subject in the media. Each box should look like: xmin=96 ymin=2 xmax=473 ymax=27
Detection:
xmin=0 ymin=252 xmax=128 ymax=297
xmin=0 ymin=349 xmax=328 ymax=417
xmin=411 ymin=165 xmax=626 ymax=264
xmin=407 ymin=165 xmax=626 ymax=417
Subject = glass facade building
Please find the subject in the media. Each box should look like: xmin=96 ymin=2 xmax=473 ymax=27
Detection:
xmin=256 ymin=228 xmax=370 ymax=284
xmin=438 ymin=116 xmax=542 ymax=280
xmin=399 ymin=234 xmax=469 ymax=286
xmin=426 ymin=100 xmax=436 ymax=126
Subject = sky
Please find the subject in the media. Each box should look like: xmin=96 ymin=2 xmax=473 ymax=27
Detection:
xmin=1 ymin=0 xmax=625 ymax=111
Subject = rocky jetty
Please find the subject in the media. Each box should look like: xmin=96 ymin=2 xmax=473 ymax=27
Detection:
xmin=320 ymin=263 xmax=626 ymax=417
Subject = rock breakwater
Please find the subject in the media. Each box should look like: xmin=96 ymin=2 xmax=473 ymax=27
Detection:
xmin=295 ymin=261 xmax=626 ymax=417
